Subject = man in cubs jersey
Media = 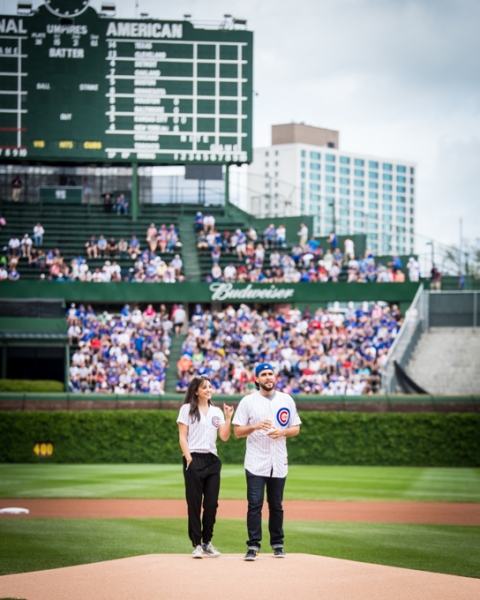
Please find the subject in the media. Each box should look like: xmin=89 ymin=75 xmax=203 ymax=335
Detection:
xmin=233 ymin=363 xmax=301 ymax=561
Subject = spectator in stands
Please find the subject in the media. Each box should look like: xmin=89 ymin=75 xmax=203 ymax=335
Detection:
xmin=236 ymin=229 xmax=247 ymax=259
xmin=97 ymin=235 xmax=107 ymax=258
xmin=276 ymin=224 xmax=286 ymax=247
xmin=197 ymin=231 xmax=208 ymax=252
xmin=8 ymin=267 xmax=20 ymax=280
xmin=224 ymin=263 xmax=237 ymax=282
xmin=102 ymin=192 xmax=113 ymax=213
xmin=247 ymin=227 xmax=258 ymax=243
xmin=194 ymin=211 xmax=204 ymax=232
xmin=211 ymin=263 xmax=222 ymax=281
xmin=203 ymin=212 xmax=215 ymax=234
xmin=85 ymin=236 xmax=98 ymax=259
xmin=407 ymin=257 xmax=420 ymax=282
xmin=116 ymin=193 xmax=128 ymax=214
xmin=157 ymin=224 xmax=168 ymax=253
xmin=328 ymin=231 xmax=338 ymax=250
xmin=263 ymin=224 xmax=276 ymax=248
xmin=167 ymin=224 xmax=179 ymax=253
xmin=298 ymin=223 xmax=308 ymax=249
xmin=430 ymin=265 xmax=442 ymax=291
xmin=107 ymin=237 xmax=118 ymax=258
xmin=11 ymin=176 xmax=22 ymax=202
xmin=344 ymin=237 xmax=355 ymax=260
xmin=146 ymin=223 xmax=158 ymax=252
xmin=21 ymin=234 xmax=32 ymax=258
xmin=8 ymin=235 xmax=20 ymax=257
xmin=128 ymin=235 xmax=140 ymax=258
xmin=171 ymin=254 xmax=183 ymax=277
xmin=0 ymin=264 xmax=8 ymax=280
xmin=173 ymin=303 xmax=187 ymax=336
xmin=118 ymin=238 xmax=128 ymax=258
xmin=33 ymin=222 xmax=45 ymax=246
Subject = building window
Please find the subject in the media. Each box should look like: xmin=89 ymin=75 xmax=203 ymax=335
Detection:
xmin=410 ymin=177 xmax=414 ymax=185
xmin=325 ymin=186 xmax=335 ymax=193
xmin=383 ymin=163 xmax=392 ymax=171
xmin=397 ymin=205 xmax=406 ymax=213
xmin=397 ymin=186 xmax=406 ymax=193
xmin=382 ymin=204 xmax=392 ymax=211
xmin=369 ymin=161 xmax=378 ymax=169
xmin=354 ymin=179 xmax=364 ymax=187
xmin=310 ymin=162 xmax=320 ymax=170
xmin=340 ymin=156 xmax=350 ymax=164
xmin=310 ymin=193 xmax=320 ymax=201
xmin=325 ymin=175 xmax=335 ymax=183
xmin=396 ymin=226 xmax=406 ymax=233
xmin=397 ymin=165 xmax=406 ymax=173
xmin=369 ymin=201 xmax=378 ymax=209
xmin=369 ymin=193 xmax=378 ymax=200
xmin=326 ymin=154 xmax=336 ymax=162
xmin=354 ymin=190 xmax=364 ymax=197
xmin=410 ymin=166 xmax=415 ymax=174
xmin=397 ymin=175 xmax=406 ymax=183
xmin=369 ymin=171 xmax=378 ymax=179
xmin=340 ymin=187 xmax=350 ymax=195
xmin=354 ymin=200 xmax=364 ymax=208
xmin=369 ymin=182 xmax=378 ymax=189
xmin=265 ymin=151 xmax=269 ymax=157
xmin=382 ymin=194 xmax=392 ymax=201
xmin=410 ymin=207 xmax=414 ymax=214
xmin=310 ymin=151 xmax=321 ymax=160
xmin=340 ymin=177 xmax=350 ymax=185
xmin=383 ymin=214 xmax=392 ymax=222
xmin=301 ymin=182 xmax=306 ymax=190
xmin=301 ymin=150 xmax=306 ymax=158
xmin=354 ymin=169 xmax=364 ymax=177
xmin=339 ymin=198 xmax=349 ymax=206
xmin=383 ymin=184 xmax=392 ymax=191
xmin=383 ymin=174 xmax=392 ymax=181
xmin=310 ymin=173 xmax=320 ymax=181
xmin=397 ymin=216 xmax=406 ymax=223
xmin=367 ymin=222 xmax=378 ymax=230
xmin=354 ymin=158 xmax=365 ymax=166
xmin=301 ymin=161 xmax=306 ymax=169
xmin=410 ymin=188 xmax=414 ymax=195
xmin=340 ymin=208 xmax=349 ymax=216
xmin=310 ymin=183 xmax=320 ymax=191
xmin=325 ymin=165 xmax=335 ymax=172
xmin=275 ymin=162 xmax=278 ymax=167
xmin=301 ymin=192 xmax=305 ymax=201
xmin=382 ymin=224 xmax=392 ymax=232
xmin=301 ymin=172 xmax=306 ymax=179
xmin=397 ymin=196 xmax=406 ymax=203
xmin=353 ymin=220 xmax=364 ymax=228
xmin=340 ymin=167 xmax=350 ymax=175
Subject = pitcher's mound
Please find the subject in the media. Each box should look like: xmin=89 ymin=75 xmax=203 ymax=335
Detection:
xmin=0 ymin=554 xmax=478 ymax=600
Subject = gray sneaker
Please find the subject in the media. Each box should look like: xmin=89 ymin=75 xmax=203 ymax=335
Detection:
xmin=192 ymin=545 xmax=203 ymax=558
xmin=202 ymin=542 xmax=221 ymax=557
xmin=273 ymin=547 xmax=286 ymax=558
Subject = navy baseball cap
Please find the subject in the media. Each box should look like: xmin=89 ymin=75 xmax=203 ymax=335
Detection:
xmin=255 ymin=363 xmax=274 ymax=377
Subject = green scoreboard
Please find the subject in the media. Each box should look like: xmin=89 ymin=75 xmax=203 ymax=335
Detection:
xmin=0 ymin=1 xmax=253 ymax=164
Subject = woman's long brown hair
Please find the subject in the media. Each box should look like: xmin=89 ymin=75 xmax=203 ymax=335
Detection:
xmin=182 ymin=375 xmax=211 ymax=422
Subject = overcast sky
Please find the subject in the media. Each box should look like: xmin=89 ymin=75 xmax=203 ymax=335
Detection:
xmin=4 ymin=0 xmax=480 ymax=258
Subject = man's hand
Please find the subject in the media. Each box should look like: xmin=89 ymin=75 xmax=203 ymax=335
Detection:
xmin=267 ymin=427 xmax=284 ymax=439
xmin=255 ymin=419 xmax=273 ymax=432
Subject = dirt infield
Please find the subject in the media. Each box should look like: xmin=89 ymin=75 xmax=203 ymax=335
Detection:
xmin=1 ymin=554 xmax=479 ymax=600
xmin=1 ymin=498 xmax=480 ymax=525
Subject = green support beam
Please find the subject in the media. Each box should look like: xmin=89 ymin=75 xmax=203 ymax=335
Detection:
xmin=131 ymin=162 xmax=138 ymax=222
xmin=224 ymin=163 xmax=230 ymax=215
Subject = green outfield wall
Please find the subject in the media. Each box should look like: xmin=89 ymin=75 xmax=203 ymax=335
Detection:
xmin=0 ymin=411 xmax=478 ymax=466
xmin=0 ymin=281 xmax=421 ymax=305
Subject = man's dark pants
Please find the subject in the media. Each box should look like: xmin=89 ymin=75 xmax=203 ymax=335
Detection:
xmin=246 ymin=469 xmax=286 ymax=550
xmin=183 ymin=453 xmax=221 ymax=547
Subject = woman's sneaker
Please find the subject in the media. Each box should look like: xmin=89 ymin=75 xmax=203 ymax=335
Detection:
xmin=192 ymin=545 xmax=203 ymax=558
xmin=202 ymin=542 xmax=221 ymax=557
xmin=244 ymin=548 xmax=259 ymax=561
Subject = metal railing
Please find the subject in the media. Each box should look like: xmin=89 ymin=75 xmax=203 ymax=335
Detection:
xmin=381 ymin=284 xmax=428 ymax=393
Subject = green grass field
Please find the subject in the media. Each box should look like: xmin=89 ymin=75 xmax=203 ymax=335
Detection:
xmin=1 ymin=464 xmax=480 ymax=501
xmin=1 ymin=465 xmax=479 ymax=578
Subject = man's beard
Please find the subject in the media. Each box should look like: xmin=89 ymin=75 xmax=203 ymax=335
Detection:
xmin=259 ymin=381 xmax=275 ymax=392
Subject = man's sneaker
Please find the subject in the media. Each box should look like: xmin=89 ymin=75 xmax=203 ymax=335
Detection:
xmin=244 ymin=548 xmax=259 ymax=561
xmin=202 ymin=542 xmax=221 ymax=557
xmin=273 ymin=547 xmax=286 ymax=558
xmin=192 ymin=545 xmax=203 ymax=558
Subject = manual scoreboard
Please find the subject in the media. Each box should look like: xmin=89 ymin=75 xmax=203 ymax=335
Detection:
xmin=0 ymin=1 xmax=253 ymax=164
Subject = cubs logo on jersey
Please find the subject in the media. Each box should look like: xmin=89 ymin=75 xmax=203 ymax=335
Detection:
xmin=212 ymin=416 xmax=220 ymax=428
xmin=276 ymin=408 xmax=290 ymax=427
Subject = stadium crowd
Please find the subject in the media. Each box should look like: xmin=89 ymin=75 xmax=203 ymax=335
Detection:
xmin=176 ymin=303 xmax=403 ymax=395
xmin=66 ymin=303 xmax=174 ymax=394
xmin=194 ymin=215 xmax=419 ymax=284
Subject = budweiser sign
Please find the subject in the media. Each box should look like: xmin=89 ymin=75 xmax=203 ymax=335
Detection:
xmin=209 ymin=283 xmax=295 ymax=302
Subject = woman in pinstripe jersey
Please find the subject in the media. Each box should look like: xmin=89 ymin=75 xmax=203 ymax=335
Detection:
xmin=177 ymin=375 xmax=234 ymax=558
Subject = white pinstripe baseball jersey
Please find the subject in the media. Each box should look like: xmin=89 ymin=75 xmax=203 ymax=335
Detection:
xmin=232 ymin=390 xmax=301 ymax=478
xmin=177 ymin=404 xmax=225 ymax=455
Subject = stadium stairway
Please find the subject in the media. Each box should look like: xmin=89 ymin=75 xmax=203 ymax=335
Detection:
xmin=406 ymin=327 xmax=480 ymax=394
xmin=178 ymin=217 xmax=201 ymax=282
xmin=164 ymin=333 xmax=187 ymax=393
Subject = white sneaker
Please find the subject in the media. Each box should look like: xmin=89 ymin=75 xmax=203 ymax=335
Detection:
xmin=202 ymin=542 xmax=221 ymax=557
xmin=192 ymin=545 xmax=203 ymax=558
